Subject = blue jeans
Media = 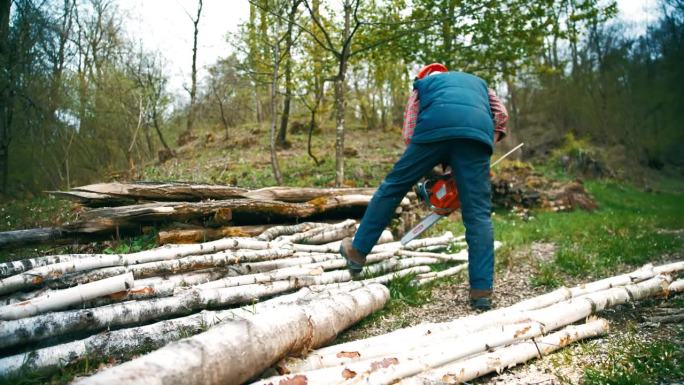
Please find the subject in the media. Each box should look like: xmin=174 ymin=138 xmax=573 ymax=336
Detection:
xmin=353 ymin=139 xmax=494 ymax=290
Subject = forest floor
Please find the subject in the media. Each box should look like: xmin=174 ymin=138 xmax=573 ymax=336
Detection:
xmin=1 ymin=123 xmax=684 ymax=384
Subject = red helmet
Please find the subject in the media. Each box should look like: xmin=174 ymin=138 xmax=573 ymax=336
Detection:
xmin=417 ymin=63 xmax=448 ymax=79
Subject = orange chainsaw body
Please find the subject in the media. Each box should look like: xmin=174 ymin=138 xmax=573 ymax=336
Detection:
xmin=426 ymin=175 xmax=460 ymax=215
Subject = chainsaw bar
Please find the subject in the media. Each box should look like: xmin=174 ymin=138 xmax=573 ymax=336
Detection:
xmin=400 ymin=212 xmax=443 ymax=245
xmin=401 ymin=142 xmax=525 ymax=246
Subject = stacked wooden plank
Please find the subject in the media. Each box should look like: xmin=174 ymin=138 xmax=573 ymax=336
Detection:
xmin=0 ymin=220 xmax=469 ymax=381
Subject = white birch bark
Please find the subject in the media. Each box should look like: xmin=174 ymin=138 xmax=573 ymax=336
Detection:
xmin=400 ymin=319 xmax=610 ymax=385
xmin=258 ymin=321 xmax=548 ymax=384
xmin=416 ymin=263 xmax=468 ymax=285
xmin=256 ymin=222 xmax=330 ymax=241
xmin=55 ymin=248 xmax=294 ymax=286
xmin=279 ymin=271 xmax=674 ymax=375
xmin=0 ymin=254 xmax=436 ymax=349
xmin=291 ymin=229 xmax=394 ymax=253
xmin=669 ymin=279 xmax=684 ymax=293
xmin=70 ymin=284 xmax=390 ymax=385
xmin=0 ymin=238 xmax=277 ymax=295
xmin=279 ymin=219 xmax=356 ymax=243
xmin=0 ymin=273 xmax=134 ymax=320
xmin=395 ymin=249 xmax=467 ymax=261
xmin=0 ymin=253 xmax=97 ymax=278
xmin=0 ymin=282 xmax=355 ymax=378
xmin=84 ymin=269 xmax=227 ymax=307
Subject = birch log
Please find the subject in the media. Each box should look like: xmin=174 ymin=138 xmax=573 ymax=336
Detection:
xmin=0 ymin=238 xmax=277 ymax=295
xmin=263 ymin=276 xmax=670 ymax=385
xmin=0 ymin=253 xmax=438 ymax=349
xmin=277 ymin=268 xmax=676 ymax=375
xmin=71 ymin=284 xmax=390 ymax=385
xmin=669 ymin=279 xmax=684 ymax=293
xmin=256 ymin=222 xmax=329 ymax=241
xmin=0 ymin=273 xmax=134 ymax=320
xmin=0 ymin=283 xmax=351 ymax=378
xmin=400 ymin=319 xmax=610 ymax=385
xmin=53 ymin=248 xmax=293 ymax=286
xmin=258 ymin=321 xmax=549 ymax=384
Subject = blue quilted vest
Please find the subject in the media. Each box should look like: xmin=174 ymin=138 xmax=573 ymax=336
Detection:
xmin=412 ymin=71 xmax=494 ymax=151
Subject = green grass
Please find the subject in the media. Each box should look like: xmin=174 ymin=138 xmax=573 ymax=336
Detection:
xmin=582 ymin=331 xmax=684 ymax=385
xmin=442 ymin=180 xmax=684 ymax=289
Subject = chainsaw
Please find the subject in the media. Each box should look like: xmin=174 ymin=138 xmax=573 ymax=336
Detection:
xmin=400 ymin=143 xmax=524 ymax=245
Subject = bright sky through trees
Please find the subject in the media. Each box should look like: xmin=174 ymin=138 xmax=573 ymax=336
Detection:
xmin=120 ymin=0 xmax=658 ymax=99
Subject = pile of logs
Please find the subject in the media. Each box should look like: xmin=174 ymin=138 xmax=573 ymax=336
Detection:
xmin=256 ymin=261 xmax=684 ymax=385
xmin=0 ymin=183 xmax=421 ymax=249
xmin=491 ymin=162 xmax=598 ymax=211
xmin=0 ymin=167 xmax=599 ymax=249
xmin=0 ymin=220 xmax=470 ymax=381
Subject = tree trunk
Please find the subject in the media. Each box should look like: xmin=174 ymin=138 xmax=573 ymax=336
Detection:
xmin=269 ymin=41 xmax=283 ymax=184
xmin=180 ymin=0 xmax=203 ymax=144
xmin=262 ymin=275 xmax=673 ymax=384
xmin=64 ymin=195 xmax=377 ymax=234
xmin=276 ymin=1 xmax=298 ymax=146
xmin=70 ymin=285 xmax=389 ymax=385
xmin=403 ymin=320 xmax=609 ymax=384
xmin=0 ymin=285 xmax=386 ymax=379
xmin=275 ymin=263 xmax=679 ymax=375
xmin=0 ymin=273 xmax=133 ymax=320
xmin=157 ymin=224 xmax=272 ymax=244
xmin=0 ymin=0 xmax=11 ymax=195
xmin=0 ymin=237 xmax=277 ymax=294
xmin=0 ymin=228 xmax=67 ymax=249
xmin=333 ymin=1 xmax=352 ymax=187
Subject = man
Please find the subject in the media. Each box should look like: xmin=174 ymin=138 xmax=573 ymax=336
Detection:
xmin=339 ymin=63 xmax=509 ymax=311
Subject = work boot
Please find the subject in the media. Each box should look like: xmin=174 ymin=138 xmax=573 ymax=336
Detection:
xmin=469 ymin=289 xmax=493 ymax=311
xmin=339 ymin=237 xmax=366 ymax=275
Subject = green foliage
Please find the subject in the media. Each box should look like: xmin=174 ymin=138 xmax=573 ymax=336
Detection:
xmin=583 ymin=332 xmax=684 ymax=385
xmin=103 ymin=232 xmax=158 ymax=254
xmin=387 ymin=273 xmax=431 ymax=306
xmin=530 ymin=262 xmax=562 ymax=289
xmin=0 ymin=196 xmax=73 ymax=232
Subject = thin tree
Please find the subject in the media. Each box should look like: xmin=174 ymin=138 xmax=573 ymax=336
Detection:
xmin=0 ymin=0 xmax=10 ymax=194
xmin=179 ymin=0 xmax=203 ymax=145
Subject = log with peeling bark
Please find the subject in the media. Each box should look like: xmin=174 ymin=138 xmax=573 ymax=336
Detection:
xmin=0 ymin=237 xmax=281 ymax=295
xmin=399 ymin=318 xmax=610 ymax=384
xmin=0 ymin=273 xmax=134 ymax=320
xmin=156 ymin=224 xmax=272 ymax=244
xmin=0 ymin=269 xmax=430 ymax=378
xmin=70 ymin=284 xmax=390 ymax=385
xmin=53 ymin=183 xmax=383 ymax=207
xmin=48 ymin=248 xmax=294 ymax=286
xmin=273 ymin=263 xmax=680 ymax=377
xmin=64 ymin=196 xmax=391 ymax=234
xmin=0 ymin=236 xmax=274 ymax=279
xmin=0 ymin=253 xmax=442 ymax=349
xmin=51 ymin=182 xmax=250 ymax=206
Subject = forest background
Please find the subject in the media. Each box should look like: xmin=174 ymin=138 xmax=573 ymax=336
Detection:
xmin=0 ymin=0 xmax=682 ymax=197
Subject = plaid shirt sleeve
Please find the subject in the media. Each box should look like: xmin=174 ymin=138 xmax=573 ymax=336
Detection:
xmin=401 ymin=89 xmax=419 ymax=145
xmin=488 ymin=89 xmax=509 ymax=141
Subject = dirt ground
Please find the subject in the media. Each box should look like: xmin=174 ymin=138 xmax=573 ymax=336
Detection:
xmin=337 ymin=242 xmax=684 ymax=385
